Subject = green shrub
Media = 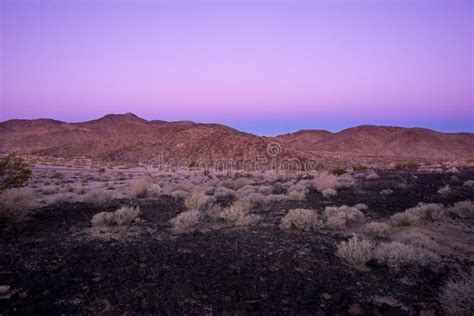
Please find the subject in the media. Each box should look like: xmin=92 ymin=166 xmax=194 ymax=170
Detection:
xmin=0 ymin=155 xmax=32 ymax=191
xmin=330 ymin=168 xmax=347 ymax=176
xmin=394 ymin=161 xmax=420 ymax=170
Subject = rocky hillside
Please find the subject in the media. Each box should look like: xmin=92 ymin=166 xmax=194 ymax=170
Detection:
xmin=1 ymin=113 xmax=473 ymax=165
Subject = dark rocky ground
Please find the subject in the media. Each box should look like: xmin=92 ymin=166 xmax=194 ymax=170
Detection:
xmin=1 ymin=169 xmax=473 ymax=315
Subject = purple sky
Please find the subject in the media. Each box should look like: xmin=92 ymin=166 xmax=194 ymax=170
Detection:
xmin=1 ymin=0 xmax=472 ymax=135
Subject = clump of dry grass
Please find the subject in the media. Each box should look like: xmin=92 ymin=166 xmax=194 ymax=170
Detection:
xmin=438 ymin=185 xmax=451 ymax=195
xmin=380 ymin=189 xmax=393 ymax=195
xmin=463 ymin=180 xmax=474 ymax=187
xmin=439 ymin=269 xmax=474 ymax=316
xmin=220 ymin=200 xmax=260 ymax=226
xmin=323 ymin=205 xmax=365 ymax=229
xmin=363 ymin=221 xmax=391 ymax=238
xmin=313 ymin=172 xmax=355 ymax=197
xmin=169 ymin=209 xmax=203 ymax=232
xmin=279 ymin=208 xmax=321 ymax=231
xmin=336 ymin=235 xmax=374 ymax=270
xmin=391 ymin=203 xmax=446 ymax=226
xmin=374 ymin=241 xmax=440 ymax=270
xmin=91 ymin=206 xmax=140 ymax=227
xmin=448 ymin=200 xmax=474 ymax=219
xmin=0 ymin=190 xmax=35 ymax=223
xmin=185 ymin=191 xmax=212 ymax=211
xmin=365 ymin=172 xmax=379 ymax=180
xmin=129 ymin=179 xmax=151 ymax=198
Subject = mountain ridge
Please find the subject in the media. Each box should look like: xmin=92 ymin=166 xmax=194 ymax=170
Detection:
xmin=1 ymin=113 xmax=473 ymax=166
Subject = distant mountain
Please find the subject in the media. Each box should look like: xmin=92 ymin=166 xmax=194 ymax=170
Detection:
xmin=1 ymin=113 xmax=473 ymax=167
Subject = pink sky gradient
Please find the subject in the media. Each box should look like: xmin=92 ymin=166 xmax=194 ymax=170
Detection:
xmin=0 ymin=0 xmax=472 ymax=135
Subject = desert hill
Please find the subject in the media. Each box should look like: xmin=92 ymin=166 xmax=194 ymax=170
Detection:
xmin=1 ymin=113 xmax=473 ymax=166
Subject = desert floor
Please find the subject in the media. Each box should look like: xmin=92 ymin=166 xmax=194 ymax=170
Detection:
xmin=1 ymin=161 xmax=473 ymax=315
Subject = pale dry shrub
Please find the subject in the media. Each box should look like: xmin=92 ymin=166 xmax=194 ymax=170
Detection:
xmin=380 ymin=189 xmax=393 ymax=195
xmin=448 ymin=200 xmax=474 ymax=219
xmin=391 ymin=203 xmax=446 ymax=226
xmin=364 ymin=222 xmax=391 ymax=238
xmin=374 ymin=242 xmax=440 ymax=270
xmin=214 ymin=187 xmax=236 ymax=199
xmin=170 ymin=190 xmax=191 ymax=199
xmin=114 ymin=206 xmax=140 ymax=226
xmin=220 ymin=200 xmax=259 ymax=226
xmin=438 ymin=185 xmax=451 ymax=195
xmin=257 ymin=185 xmax=273 ymax=195
xmin=439 ymin=269 xmax=474 ymax=316
xmin=169 ymin=209 xmax=203 ymax=232
xmin=391 ymin=212 xmax=420 ymax=226
xmin=91 ymin=206 xmax=140 ymax=227
xmin=365 ymin=172 xmax=380 ymax=180
xmin=237 ymin=184 xmax=258 ymax=196
xmin=313 ymin=172 xmax=355 ymax=196
xmin=185 ymin=191 xmax=212 ymax=211
xmin=321 ymin=188 xmax=337 ymax=198
xmin=398 ymin=231 xmax=441 ymax=253
xmin=224 ymin=178 xmax=251 ymax=190
xmin=463 ymin=180 xmax=474 ymax=187
xmin=336 ymin=235 xmax=374 ymax=269
xmin=241 ymin=192 xmax=266 ymax=206
xmin=323 ymin=205 xmax=365 ymax=229
xmin=86 ymin=191 xmax=114 ymax=207
xmin=130 ymin=179 xmax=151 ymax=198
xmin=264 ymin=194 xmax=288 ymax=204
xmin=354 ymin=203 xmax=368 ymax=211
xmin=0 ymin=190 xmax=35 ymax=223
xmin=286 ymin=183 xmax=309 ymax=201
xmin=445 ymin=167 xmax=460 ymax=174
xmin=279 ymin=208 xmax=321 ymax=231
xmin=91 ymin=211 xmax=115 ymax=227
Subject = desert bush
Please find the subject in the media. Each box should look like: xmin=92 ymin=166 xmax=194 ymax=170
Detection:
xmin=398 ymin=231 xmax=441 ymax=253
xmin=330 ymin=168 xmax=346 ymax=176
xmin=129 ymin=179 xmax=151 ymax=198
xmin=0 ymin=155 xmax=32 ymax=191
xmin=352 ymin=164 xmax=368 ymax=172
xmin=445 ymin=167 xmax=460 ymax=174
xmin=170 ymin=190 xmax=191 ymax=199
xmin=391 ymin=203 xmax=446 ymax=226
xmin=448 ymin=200 xmax=474 ymax=219
xmin=323 ymin=205 xmax=365 ymax=229
xmin=439 ymin=269 xmax=474 ymax=316
xmin=223 ymin=178 xmax=251 ymax=190
xmin=114 ymin=206 xmax=140 ymax=226
xmin=374 ymin=242 xmax=440 ymax=270
xmin=380 ymin=189 xmax=393 ymax=195
xmin=336 ymin=235 xmax=374 ymax=269
xmin=0 ymin=190 xmax=34 ymax=223
xmin=91 ymin=206 xmax=140 ymax=227
xmin=365 ymin=172 xmax=380 ymax=180
xmin=286 ymin=182 xmax=309 ymax=201
xmin=214 ymin=187 xmax=236 ymax=199
xmin=91 ymin=211 xmax=115 ymax=227
xmin=264 ymin=194 xmax=288 ymax=204
xmin=279 ymin=208 xmax=321 ymax=231
xmin=354 ymin=203 xmax=368 ymax=211
xmin=313 ymin=172 xmax=355 ymax=197
xmin=86 ymin=191 xmax=114 ymax=207
xmin=321 ymin=188 xmax=337 ymax=198
xmin=364 ymin=222 xmax=391 ymax=238
xmin=169 ymin=209 xmax=203 ymax=232
xmin=185 ymin=191 xmax=212 ymax=211
xmin=220 ymin=200 xmax=259 ymax=226
xmin=438 ymin=185 xmax=451 ymax=195
xmin=395 ymin=161 xmax=420 ymax=170
xmin=241 ymin=192 xmax=266 ymax=206
xmin=463 ymin=180 xmax=474 ymax=187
